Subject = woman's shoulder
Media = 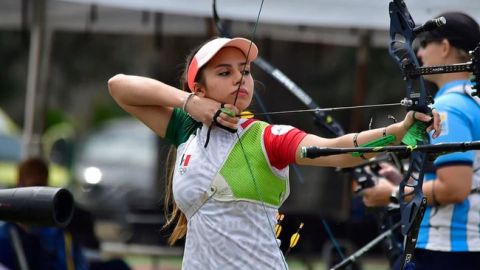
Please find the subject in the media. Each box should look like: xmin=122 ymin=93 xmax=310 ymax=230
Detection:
xmin=166 ymin=108 xmax=201 ymax=147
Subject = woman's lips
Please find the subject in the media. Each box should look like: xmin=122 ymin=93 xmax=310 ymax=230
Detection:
xmin=232 ymin=88 xmax=249 ymax=96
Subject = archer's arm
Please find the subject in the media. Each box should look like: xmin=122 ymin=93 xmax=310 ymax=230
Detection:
xmin=108 ymin=74 xmax=185 ymax=138
xmin=108 ymin=74 xmax=237 ymax=137
xmin=295 ymin=122 xmax=407 ymax=168
xmin=295 ymin=110 xmax=441 ymax=168
xmin=362 ymin=164 xmax=472 ymax=207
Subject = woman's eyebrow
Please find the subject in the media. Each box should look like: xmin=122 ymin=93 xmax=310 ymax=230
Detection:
xmin=214 ymin=62 xmax=248 ymax=68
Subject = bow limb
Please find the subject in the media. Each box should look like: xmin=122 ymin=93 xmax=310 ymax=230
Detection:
xmin=388 ymin=1 xmax=431 ymax=269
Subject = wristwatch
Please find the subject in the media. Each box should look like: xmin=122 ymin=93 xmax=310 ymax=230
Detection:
xmin=389 ymin=186 xmax=400 ymax=204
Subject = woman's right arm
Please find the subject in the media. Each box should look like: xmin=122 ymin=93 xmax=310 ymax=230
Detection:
xmin=108 ymin=74 xmax=187 ymax=137
xmin=108 ymin=74 xmax=232 ymax=138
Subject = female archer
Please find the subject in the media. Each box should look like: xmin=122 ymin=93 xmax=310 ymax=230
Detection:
xmin=108 ymin=37 xmax=441 ymax=269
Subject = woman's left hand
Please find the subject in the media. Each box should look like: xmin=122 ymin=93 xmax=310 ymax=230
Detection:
xmin=402 ymin=109 xmax=441 ymax=139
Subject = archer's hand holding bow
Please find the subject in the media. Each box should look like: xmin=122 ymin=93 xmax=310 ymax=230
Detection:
xmin=184 ymin=94 xmax=240 ymax=131
xmin=401 ymin=110 xmax=441 ymax=140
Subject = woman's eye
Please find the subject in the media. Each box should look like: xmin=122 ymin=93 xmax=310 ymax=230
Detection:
xmin=242 ymin=70 xmax=251 ymax=75
xmin=218 ymin=71 xmax=230 ymax=76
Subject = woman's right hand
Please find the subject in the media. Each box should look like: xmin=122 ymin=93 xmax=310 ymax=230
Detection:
xmin=186 ymin=95 xmax=240 ymax=130
xmin=362 ymin=178 xmax=396 ymax=207
xmin=378 ymin=162 xmax=403 ymax=185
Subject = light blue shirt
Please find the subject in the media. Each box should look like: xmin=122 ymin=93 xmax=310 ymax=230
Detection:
xmin=417 ymin=80 xmax=480 ymax=251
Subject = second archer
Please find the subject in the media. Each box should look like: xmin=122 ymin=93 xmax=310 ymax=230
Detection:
xmin=108 ymin=36 xmax=441 ymax=270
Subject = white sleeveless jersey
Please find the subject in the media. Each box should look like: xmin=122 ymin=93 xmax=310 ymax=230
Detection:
xmin=171 ymin=118 xmax=305 ymax=270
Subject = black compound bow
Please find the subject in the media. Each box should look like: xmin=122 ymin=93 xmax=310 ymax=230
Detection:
xmin=304 ymin=1 xmax=480 ymax=269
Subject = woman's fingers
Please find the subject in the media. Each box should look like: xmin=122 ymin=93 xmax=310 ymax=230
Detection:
xmin=410 ymin=110 xmax=442 ymax=139
xmin=214 ymin=104 xmax=239 ymax=130
xmin=429 ymin=109 xmax=442 ymax=138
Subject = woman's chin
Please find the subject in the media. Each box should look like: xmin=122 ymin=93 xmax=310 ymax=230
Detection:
xmin=236 ymin=103 xmax=250 ymax=112
xmin=236 ymin=98 xmax=253 ymax=110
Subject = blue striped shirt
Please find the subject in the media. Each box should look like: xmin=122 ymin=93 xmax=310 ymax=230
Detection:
xmin=417 ymin=80 xmax=480 ymax=251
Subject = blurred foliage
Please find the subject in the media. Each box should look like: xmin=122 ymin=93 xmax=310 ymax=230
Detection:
xmin=91 ymin=103 xmax=129 ymax=128
xmin=46 ymin=109 xmax=68 ymax=128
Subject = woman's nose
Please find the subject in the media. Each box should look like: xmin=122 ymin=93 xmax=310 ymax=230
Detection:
xmin=416 ymin=48 xmax=424 ymax=58
xmin=234 ymin=70 xmax=245 ymax=85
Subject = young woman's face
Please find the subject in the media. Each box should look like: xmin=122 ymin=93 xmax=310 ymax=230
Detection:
xmin=416 ymin=39 xmax=446 ymax=83
xmin=198 ymin=47 xmax=254 ymax=111
xmin=417 ymin=40 xmax=445 ymax=67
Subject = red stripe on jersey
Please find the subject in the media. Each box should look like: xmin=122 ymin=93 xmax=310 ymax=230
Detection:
xmin=263 ymin=125 xmax=307 ymax=169
xmin=183 ymin=155 xmax=191 ymax=166
xmin=241 ymin=118 xmax=258 ymax=129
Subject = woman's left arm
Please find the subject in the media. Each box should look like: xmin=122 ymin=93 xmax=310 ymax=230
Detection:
xmin=295 ymin=110 xmax=441 ymax=168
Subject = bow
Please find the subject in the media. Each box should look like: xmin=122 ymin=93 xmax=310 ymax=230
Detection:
xmin=212 ymin=1 xmax=345 ymax=138
xmin=298 ymin=1 xmax=438 ymax=268
xmin=388 ymin=1 xmax=430 ymax=269
xmin=388 ymin=4 xmax=480 ymax=268
xmin=349 ymin=1 xmax=480 ymax=268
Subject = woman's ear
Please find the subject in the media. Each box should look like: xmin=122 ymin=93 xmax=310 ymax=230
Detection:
xmin=440 ymin=39 xmax=452 ymax=58
xmin=193 ymin=83 xmax=206 ymax=97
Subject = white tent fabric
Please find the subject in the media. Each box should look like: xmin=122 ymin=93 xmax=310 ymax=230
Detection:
xmin=60 ymin=0 xmax=480 ymax=30
xmin=2 ymin=0 xmax=480 ymax=47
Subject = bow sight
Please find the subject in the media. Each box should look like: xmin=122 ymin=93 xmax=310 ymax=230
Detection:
xmin=404 ymin=45 xmax=480 ymax=96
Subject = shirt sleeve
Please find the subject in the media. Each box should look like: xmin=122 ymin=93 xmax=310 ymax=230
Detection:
xmin=263 ymin=124 xmax=307 ymax=169
xmin=165 ymin=108 xmax=201 ymax=147
xmin=432 ymin=94 xmax=475 ymax=168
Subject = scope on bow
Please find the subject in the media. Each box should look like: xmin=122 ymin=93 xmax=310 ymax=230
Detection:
xmin=403 ymin=43 xmax=480 ymax=97
xmin=413 ymin=16 xmax=446 ymax=35
xmin=0 ymin=187 xmax=74 ymax=227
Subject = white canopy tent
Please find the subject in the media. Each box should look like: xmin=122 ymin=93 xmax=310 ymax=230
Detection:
xmin=57 ymin=0 xmax=480 ymax=31
xmin=2 ymin=0 xmax=480 ymax=46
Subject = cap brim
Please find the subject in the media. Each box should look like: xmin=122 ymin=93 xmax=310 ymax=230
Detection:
xmin=187 ymin=37 xmax=258 ymax=91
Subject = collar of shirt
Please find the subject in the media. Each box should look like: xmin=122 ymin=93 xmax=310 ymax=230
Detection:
xmin=435 ymin=79 xmax=472 ymax=98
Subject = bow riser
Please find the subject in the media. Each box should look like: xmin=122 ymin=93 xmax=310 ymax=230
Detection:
xmin=388 ymin=1 xmax=430 ymax=269
xmin=389 ymin=0 xmax=430 ymax=114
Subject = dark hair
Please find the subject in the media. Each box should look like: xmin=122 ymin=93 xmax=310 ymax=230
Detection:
xmin=163 ymin=38 xmax=216 ymax=245
xmin=162 ymin=147 xmax=186 ymax=245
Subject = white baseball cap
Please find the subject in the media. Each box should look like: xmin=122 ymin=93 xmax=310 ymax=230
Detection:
xmin=187 ymin=37 xmax=258 ymax=91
